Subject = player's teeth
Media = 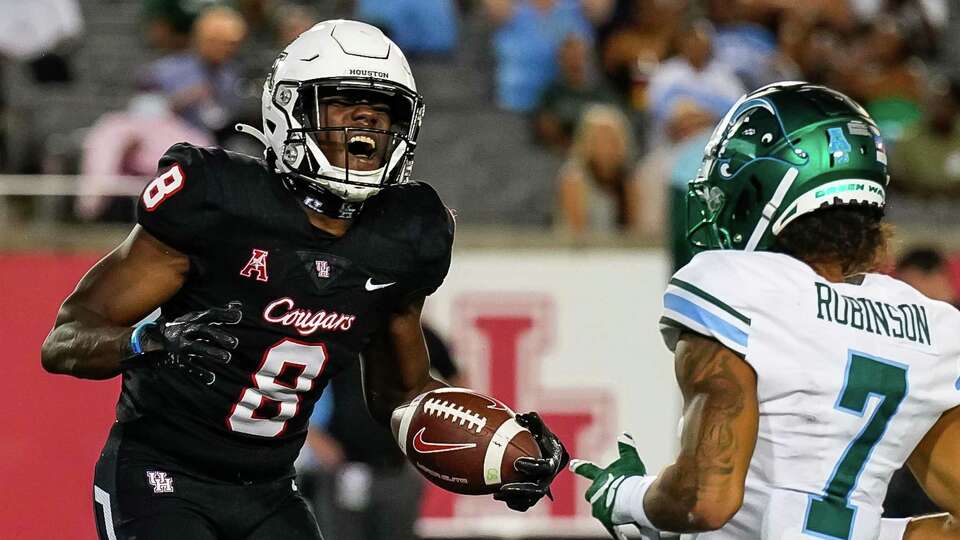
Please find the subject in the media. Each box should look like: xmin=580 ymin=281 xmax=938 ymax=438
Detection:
xmin=348 ymin=135 xmax=376 ymax=149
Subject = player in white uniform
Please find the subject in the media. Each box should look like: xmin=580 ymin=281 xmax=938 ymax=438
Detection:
xmin=571 ymin=82 xmax=960 ymax=540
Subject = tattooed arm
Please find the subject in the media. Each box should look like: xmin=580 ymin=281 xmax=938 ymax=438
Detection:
xmin=643 ymin=332 xmax=760 ymax=532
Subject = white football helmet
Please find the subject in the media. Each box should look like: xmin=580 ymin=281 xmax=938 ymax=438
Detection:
xmin=247 ymin=20 xmax=424 ymax=203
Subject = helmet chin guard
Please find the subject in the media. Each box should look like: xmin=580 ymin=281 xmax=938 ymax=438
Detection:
xmin=279 ymin=173 xmax=364 ymax=219
xmin=246 ymin=20 xmax=424 ymax=213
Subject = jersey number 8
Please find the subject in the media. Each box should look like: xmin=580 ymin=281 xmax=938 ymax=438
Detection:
xmin=227 ymin=339 xmax=329 ymax=437
xmin=142 ymin=164 xmax=186 ymax=211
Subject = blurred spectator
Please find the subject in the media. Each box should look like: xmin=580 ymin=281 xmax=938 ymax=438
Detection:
xmin=486 ymin=0 xmax=593 ymax=112
xmin=233 ymin=0 xmax=292 ymax=62
xmin=229 ymin=2 xmax=320 ymax=154
xmin=779 ymin=15 xmax=843 ymax=86
xmin=0 ymin=0 xmax=84 ymax=178
xmin=74 ymin=92 xmax=214 ymax=222
xmin=599 ymin=0 xmax=683 ymax=105
xmin=849 ymin=0 xmax=946 ymax=58
xmin=646 ymin=19 xmax=744 ymax=143
xmin=707 ymin=0 xmax=801 ymax=90
xmin=300 ymin=325 xmax=461 ymax=540
xmin=895 ymin=247 xmax=958 ymax=305
xmin=580 ymin=0 xmax=615 ymax=26
xmin=831 ymin=16 xmax=925 ymax=142
xmin=142 ymin=6 xmax=248 ymax=140
xmin=142 ymin=0 xmax=217 ymax=51
xmin=0 ymin=0 xmax=83 ymax=61
xmin=890 ymin=78 xmax=960 ymax=196
xmin=274 ymin=4 xmax=321 ymax=48
xmin=555 ymin=104 xmax=638 ymax=234
xmin=534 ymin=33 xmax=619 ymax=151
xmin=0 ymin=0 xmax=83 ymax=85
xmin=634 ymin=100 xmax=716 ymax=270
xmin=775 ymin=1 xmax=856 ymax=89
xmin=356 ymin=0 xmax=459 ymax=57
xmin=937 ymin=0 xmax=960 ymax=81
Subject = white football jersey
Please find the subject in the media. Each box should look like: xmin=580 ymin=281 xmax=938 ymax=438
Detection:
xmin=659 ymin=250 xmax=960 ymax=540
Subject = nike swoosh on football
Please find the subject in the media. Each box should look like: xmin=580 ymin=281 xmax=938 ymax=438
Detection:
xmin=365 ymin=278 xmax=396 ymax=291
xmin=411 ymin=427 xmax=477 ymax=454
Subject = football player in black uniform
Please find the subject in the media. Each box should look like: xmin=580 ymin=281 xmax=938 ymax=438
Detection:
xmin=41 ymin=20 xmax=567 ymax=540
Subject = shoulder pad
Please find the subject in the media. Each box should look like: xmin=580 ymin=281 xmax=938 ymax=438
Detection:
xmin=137 ymin=142 xmax=222 ymax=253
xmin=360 ymin=181 xmax=455 ymax=296
xmin=660 ymin=251 xmax=761 ymax=355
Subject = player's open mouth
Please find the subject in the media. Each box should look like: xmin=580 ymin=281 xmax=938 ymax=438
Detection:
xmin=347 ymin=135 xmax=376 ymax=159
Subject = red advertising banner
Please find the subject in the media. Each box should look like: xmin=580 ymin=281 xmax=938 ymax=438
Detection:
xmin=2 ymin=253 xmax=118 ymax=540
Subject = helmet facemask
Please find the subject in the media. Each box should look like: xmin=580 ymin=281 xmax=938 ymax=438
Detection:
xmin=686 ymin=176 xmax=733 ymax=250
xmin=277 ymin=79 xmax=422 ymax=202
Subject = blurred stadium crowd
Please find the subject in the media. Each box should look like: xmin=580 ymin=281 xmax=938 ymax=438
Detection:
xmin=0 ymin=0 xmax=956 ymax=229
xmin=0 ymin=1 xmax=956 ymax=231
xmin=4 ymin=1 xmax=960 ymax=270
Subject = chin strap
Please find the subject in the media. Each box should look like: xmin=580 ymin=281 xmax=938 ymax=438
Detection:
xmin=236 ymin=123 xmax=365 ymax=220
xmin=235 ymin=123 xmax=271 ymax=149
xmin=280 ymin=174 xmax=363 ymax=220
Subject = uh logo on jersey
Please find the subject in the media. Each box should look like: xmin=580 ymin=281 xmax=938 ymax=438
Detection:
xmin=145 ymin=471 xmax=174 ymax=494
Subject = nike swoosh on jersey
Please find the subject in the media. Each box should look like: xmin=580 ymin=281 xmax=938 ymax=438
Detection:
xmin=411 ymin=427 xmax=477 ymax=454
xmin=365 ymin=278 xmax=396 ymax=291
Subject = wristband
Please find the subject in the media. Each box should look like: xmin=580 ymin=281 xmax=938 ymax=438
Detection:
xmin=129 ymin=322 xmax=157 ymax=356
xmin=612 ymin=475 xmax=658 ymax=529
xmin=878 ymin=517 xmax=910 ymax=540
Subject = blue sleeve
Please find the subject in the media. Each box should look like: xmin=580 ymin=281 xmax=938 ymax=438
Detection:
xmin=310 ymin=387 xmax=334 ymax=428
xmin=659 ymin=252 xmax=754 ymax=356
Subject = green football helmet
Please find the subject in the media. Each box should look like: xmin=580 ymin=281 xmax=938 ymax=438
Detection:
xmin=686 ymin=81 xmax=889 ymax=252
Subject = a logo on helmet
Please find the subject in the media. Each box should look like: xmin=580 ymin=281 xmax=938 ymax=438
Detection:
xmin=827 ymin=127 xmax=851 ymax=165
xmin=349 ymin=68 xmax=389 ymax=78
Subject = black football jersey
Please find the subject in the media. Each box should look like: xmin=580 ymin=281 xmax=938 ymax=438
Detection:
xmin=119 ymin=143 xmax=454 ymax=480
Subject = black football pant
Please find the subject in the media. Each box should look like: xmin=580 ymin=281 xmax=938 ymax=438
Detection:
xmin=93 ymin=422 xmax=323 ymax=540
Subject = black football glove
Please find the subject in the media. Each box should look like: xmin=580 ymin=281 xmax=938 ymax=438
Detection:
xmin=493 ymin=411 xmax=569 ymax=512
xmin=140 ymin=301 xmax=242 ymax=385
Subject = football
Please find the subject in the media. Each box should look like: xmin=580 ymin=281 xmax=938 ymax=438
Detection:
xmin=391 ymin=387 xmax=541 ymax=495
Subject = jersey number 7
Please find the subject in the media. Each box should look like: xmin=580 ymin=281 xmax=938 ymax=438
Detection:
xmin=803 ymin=351 xmax=908 ymax=540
